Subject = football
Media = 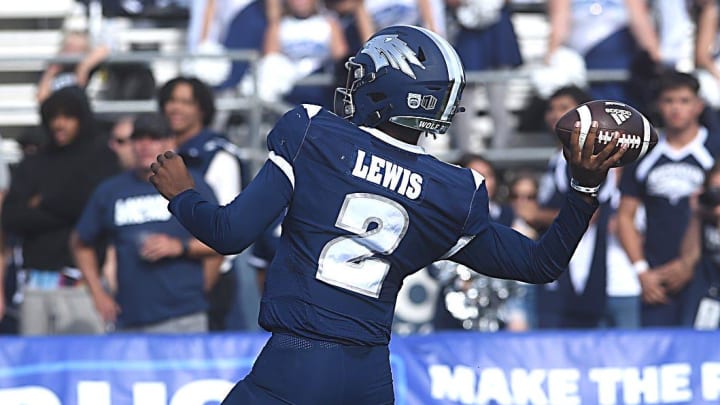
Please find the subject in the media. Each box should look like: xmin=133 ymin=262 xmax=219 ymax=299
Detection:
xmin=554 ymin=100 xmax=659 ymax=167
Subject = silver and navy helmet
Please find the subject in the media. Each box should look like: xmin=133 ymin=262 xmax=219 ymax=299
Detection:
xmin=334 ymin=25 xmax=466 ymax=135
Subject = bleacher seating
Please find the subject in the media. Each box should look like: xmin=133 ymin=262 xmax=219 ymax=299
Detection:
xmin=1 ymin=0 xmax=76 ymax=19
xmin=0 ymin=0 xmax=557 ymax=167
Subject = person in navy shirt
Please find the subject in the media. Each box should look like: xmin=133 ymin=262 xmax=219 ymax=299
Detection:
xmin=679 ymin=162 xmax=720 ymax=329
xmin=149 ymin=25 xmax=628 ymax=404
xmin=71 ymin=113 xmax=222 ymax=333
xmin=618 ymin=71 xmax=720 ymax=327
xmin=158 ymin=76 xmax=245 ymax=331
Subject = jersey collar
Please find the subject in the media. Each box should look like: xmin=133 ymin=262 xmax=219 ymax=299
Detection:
xmin=360 ymin=126 xmax=427 ymax=155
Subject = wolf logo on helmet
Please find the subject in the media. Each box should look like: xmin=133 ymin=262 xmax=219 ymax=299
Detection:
xmin=361 ymin=34 xmax=425 ymax=79
xmin=334 ymin=25 xmax=466 ymax=135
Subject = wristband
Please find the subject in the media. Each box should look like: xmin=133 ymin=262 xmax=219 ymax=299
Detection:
xmin=633 ymin=260 xmax=649 ymax=275
xmin=570 ymin=178 xmax=600 ymax=197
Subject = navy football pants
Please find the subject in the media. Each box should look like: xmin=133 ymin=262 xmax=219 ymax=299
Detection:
xmin=222 ymin=333 xmax=394 ymax=404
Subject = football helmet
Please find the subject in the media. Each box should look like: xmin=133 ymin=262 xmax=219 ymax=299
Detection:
xmin=334 ymin=25 xmax=465 ymax=135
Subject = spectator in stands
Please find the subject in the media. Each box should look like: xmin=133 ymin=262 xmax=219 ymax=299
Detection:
xmin=653 ymin=0 xmax=695 ymax=71
xmin=2 ymin=129 xmax=37 ymax=333
xmin=0 ymin=133 xmax=10 ymax=325
xmin=365 ymin=0 xmax=438 ymax=33
xmin=185 ymin=0 xmax=280 ymax=91
xmin=15 ymin=127 xmax=46 ymax=160
xmin=618 ymin=71 xmax=720 ymax=327
xmin=258 ymin=0 xmax=348 ymax=107
xmin=508 ymin=173 xmax=540 ymax=240
xmin=694 ymin=0 xmax=719 ymax=84
xmin=1 ymin=86 xmax=120 ymax=335
xmin=432 ymin=154 xmax=530 ymax=332
xmin=687 ymin=0 xmax=720 ymax=131
xmin=36 ymin=31 xmax=91 ymax=103
xmin=456 ymin=154 xmax=511 ymax=226
xmin=102 ymin=116 xmax=138 ymax=296
xmin=546 ymin=0 xmax=661 ymax=104
xmin=324 ymin=0 xmax=374 ymax=55
xmin=213 ymin=0 xmax=281 ymax=91
xmin=448 ymin=0 xmax=523 ymax=152
xmin=158 ymin=76 xmax=243 ymax=331
xmin=108 ymin=116 xmax=136 ymax=170
xmin=71 ymin=113 xmax=222 ymax=333
xmin=188 ymin=0 xmax=257 ymax=54
xmin=678 ymin=162 xmax=720 ymax=329
xmin=73 ymin=15 xmax=156 ymax=101
xmin=533 ymin=85 xmax=640 ymax=329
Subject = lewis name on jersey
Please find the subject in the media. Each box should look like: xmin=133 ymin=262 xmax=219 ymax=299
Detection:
xmin=351 ymin=149 xmax=423 ymax=199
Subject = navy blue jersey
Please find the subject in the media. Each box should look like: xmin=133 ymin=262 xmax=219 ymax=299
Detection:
xmin=75 ymin=171 xmax=216 ymax=327
xmin=620 ymin=128 xmax=720 ymax=267
xmin=169 ymin=105 xmax=599 ymax=346
xmin=489 ymin=202 xmax=514 ymax=227
xmin=260 ymin=106 xmax=488 ymax=345
xmin=248 ymin=215 xmax=283 ymax=271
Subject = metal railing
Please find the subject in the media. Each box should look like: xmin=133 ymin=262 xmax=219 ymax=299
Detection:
xmin=0 ymin=49 xmax=631 ymax=168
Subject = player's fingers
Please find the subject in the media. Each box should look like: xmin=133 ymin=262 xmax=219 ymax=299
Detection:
xmin=595 ymin=132 xmax=619 ymax=161
xmin=569 ymin=121 xmax=582 ymax=162
xmin=600 ymin=142 xmax=628 ymax=170
xmin=156 ymin=153 xmax=167 ymax=165
xmin=581 ymin=121 xmax=598 ymax=161
xmin=163 ymin=150 xmax=177 ymax=160
xmin=150 ymin=162 xmax=160 ymax=174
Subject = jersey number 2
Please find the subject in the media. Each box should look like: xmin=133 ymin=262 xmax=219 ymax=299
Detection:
xmin=317 ymin=193 xmax=409 ymax=298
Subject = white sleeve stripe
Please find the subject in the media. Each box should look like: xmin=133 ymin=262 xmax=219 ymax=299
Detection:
xmin=302 ymin=104 xmax=322 ymax=119
xmin=268 ymin=151 xmax=295 ymax=189
xmin=440 ymin=235 xmax=475 ymax=259
xmin=577 ymin=105 xmax=592 ymax=149
xmin=470 ymin=170 xmax=485 ymax=189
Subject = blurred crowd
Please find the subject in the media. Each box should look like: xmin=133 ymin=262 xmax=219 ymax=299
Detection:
xmin=1 ymin=0 xmax=720 ymax=336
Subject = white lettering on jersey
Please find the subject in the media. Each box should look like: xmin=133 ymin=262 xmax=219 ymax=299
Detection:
xmin=352 ymin=149 xmax=424 ymax=199
xmin=646 ymin=162 xmax=705 ymax=204
xmin=115 ymin=195 xmax=172 ymax=226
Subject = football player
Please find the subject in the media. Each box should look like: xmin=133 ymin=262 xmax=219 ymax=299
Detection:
xmin=149 ymin=25 xmax=626 ymax=404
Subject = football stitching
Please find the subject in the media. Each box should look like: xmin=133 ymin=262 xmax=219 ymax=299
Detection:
xmin=597 ymin=130 xmax=641 ymax=149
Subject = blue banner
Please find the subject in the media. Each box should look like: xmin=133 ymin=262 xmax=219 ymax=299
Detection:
xmin=0 ymin=329 xmax=719 ymax=404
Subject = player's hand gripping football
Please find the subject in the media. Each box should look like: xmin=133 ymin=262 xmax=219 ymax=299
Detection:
xmin=565 ymin=121 xmax=628 ymax=194
xmin=149 ymin=151 xmax=195 ymax=200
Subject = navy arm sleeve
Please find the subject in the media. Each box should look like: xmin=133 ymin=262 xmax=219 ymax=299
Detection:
xmin=168 ymin=105 xmax=311 ymax=255
xmin=450 ymin=191 xmax=598 ymax=283
xmin=168 ymin=160 xmax=292 ymax=255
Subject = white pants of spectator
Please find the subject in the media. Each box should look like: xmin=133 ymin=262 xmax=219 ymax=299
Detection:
xmin=120 ymin=312 xmax=208 ymax=334
xmin=20 ymin=287 xmax=104 ymax=336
